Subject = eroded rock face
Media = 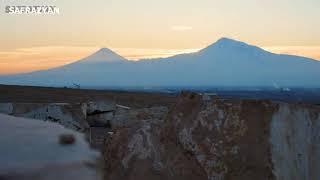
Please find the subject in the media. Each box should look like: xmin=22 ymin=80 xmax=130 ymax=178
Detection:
xmin=86 ymin=101 xmax=115 ymax=115
xmin=103 ymin=118 xmax=206 ymax=180
xmin=270 ymin=104 xmax=320 ymax=180
xmin=88 ymin=105 xmax=169 ymax=150
xmin=163 ymin=93 xmax=277 ymax=180
xmin=111 ymin=106 xmax=168 ymax=128
xmin=103 ymin=92 xmax=320 ymax=180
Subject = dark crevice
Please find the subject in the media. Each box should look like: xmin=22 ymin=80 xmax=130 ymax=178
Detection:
xmin=87 ymin=110 xmax=114 ymax=116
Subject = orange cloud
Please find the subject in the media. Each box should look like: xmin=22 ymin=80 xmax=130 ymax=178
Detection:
xmin=0 ymin=46 xmax=200 ymax=75
xmin=263 ymin=46 xmax=320 ymax=60
xmin=0 ymin=45 xmax=319 ymax=75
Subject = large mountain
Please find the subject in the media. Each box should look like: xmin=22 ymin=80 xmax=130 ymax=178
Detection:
xmin=1 ymin=38 xmax=319 ymax=88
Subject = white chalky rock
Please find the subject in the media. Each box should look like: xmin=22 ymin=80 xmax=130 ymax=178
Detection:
xmin=0 ymin=113 xmax=100 ymax=180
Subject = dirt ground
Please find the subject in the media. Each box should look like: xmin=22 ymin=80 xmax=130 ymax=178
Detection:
xmin=0 ymin=84 xmax=176 ymax=108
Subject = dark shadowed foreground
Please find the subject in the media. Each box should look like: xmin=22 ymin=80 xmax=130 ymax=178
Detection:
xmin=0 ymin=84 xmax=176 ymax=107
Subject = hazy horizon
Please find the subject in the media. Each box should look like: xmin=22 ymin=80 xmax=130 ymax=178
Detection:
xmin=1 ymin=0 xmax=320 ymax=74
xmin=1 ymin=41 xmax=319 ymax=76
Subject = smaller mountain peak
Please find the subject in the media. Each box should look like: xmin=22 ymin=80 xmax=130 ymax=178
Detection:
xmin=96 ymin=47 xmax=116 ymax=54
xmin=91 ymin=47 xmax=123 ymax=58
xmin=76 ymin=47 xmax=127 ymax=64
xmin=98 ymin=47 xmax=111 ymax=51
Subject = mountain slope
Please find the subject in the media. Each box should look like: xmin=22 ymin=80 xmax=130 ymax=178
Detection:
xmin=0 ymin=38 xmax=319 ymax=88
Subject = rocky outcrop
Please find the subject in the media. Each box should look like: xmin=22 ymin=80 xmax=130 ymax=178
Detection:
xmin=85 ymin=101 xmax=116 ymax=127
xmin=2 ymin=93 xmax=319 ymax=180
xmin=0 ymin=113 xmax=100 ymax=180
xmin=270 ymin=104 xmax=320 ymax=180
xmin=0 ymin=101 xmax=169 ymax=154
xmin=90 ymin=105 xmax=169 ymax=150
xmin=0 ymin=101 xmax=168 ymax=131
xmin=111 ymin=106 xmax=168 ymax=128
xmin=0 ymin=103 xmax=89 ymax=131
xmin=103 ymin=92 xmax=320 ymax=180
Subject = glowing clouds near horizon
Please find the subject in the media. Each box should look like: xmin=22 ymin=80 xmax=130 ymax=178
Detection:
xmin=0 ymin=46 xmax=98 ymax=74
xmin=0 ymin=47 xmax=200 ymax=74
xmin=263 ymin=46 xmax=320 ymax=60
xmin=0 ymin=45 xmax=319 ymax=75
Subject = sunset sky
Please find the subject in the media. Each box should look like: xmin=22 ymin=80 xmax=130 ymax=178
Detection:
xmin=0 ymin=0 xmax=319 ymax=74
